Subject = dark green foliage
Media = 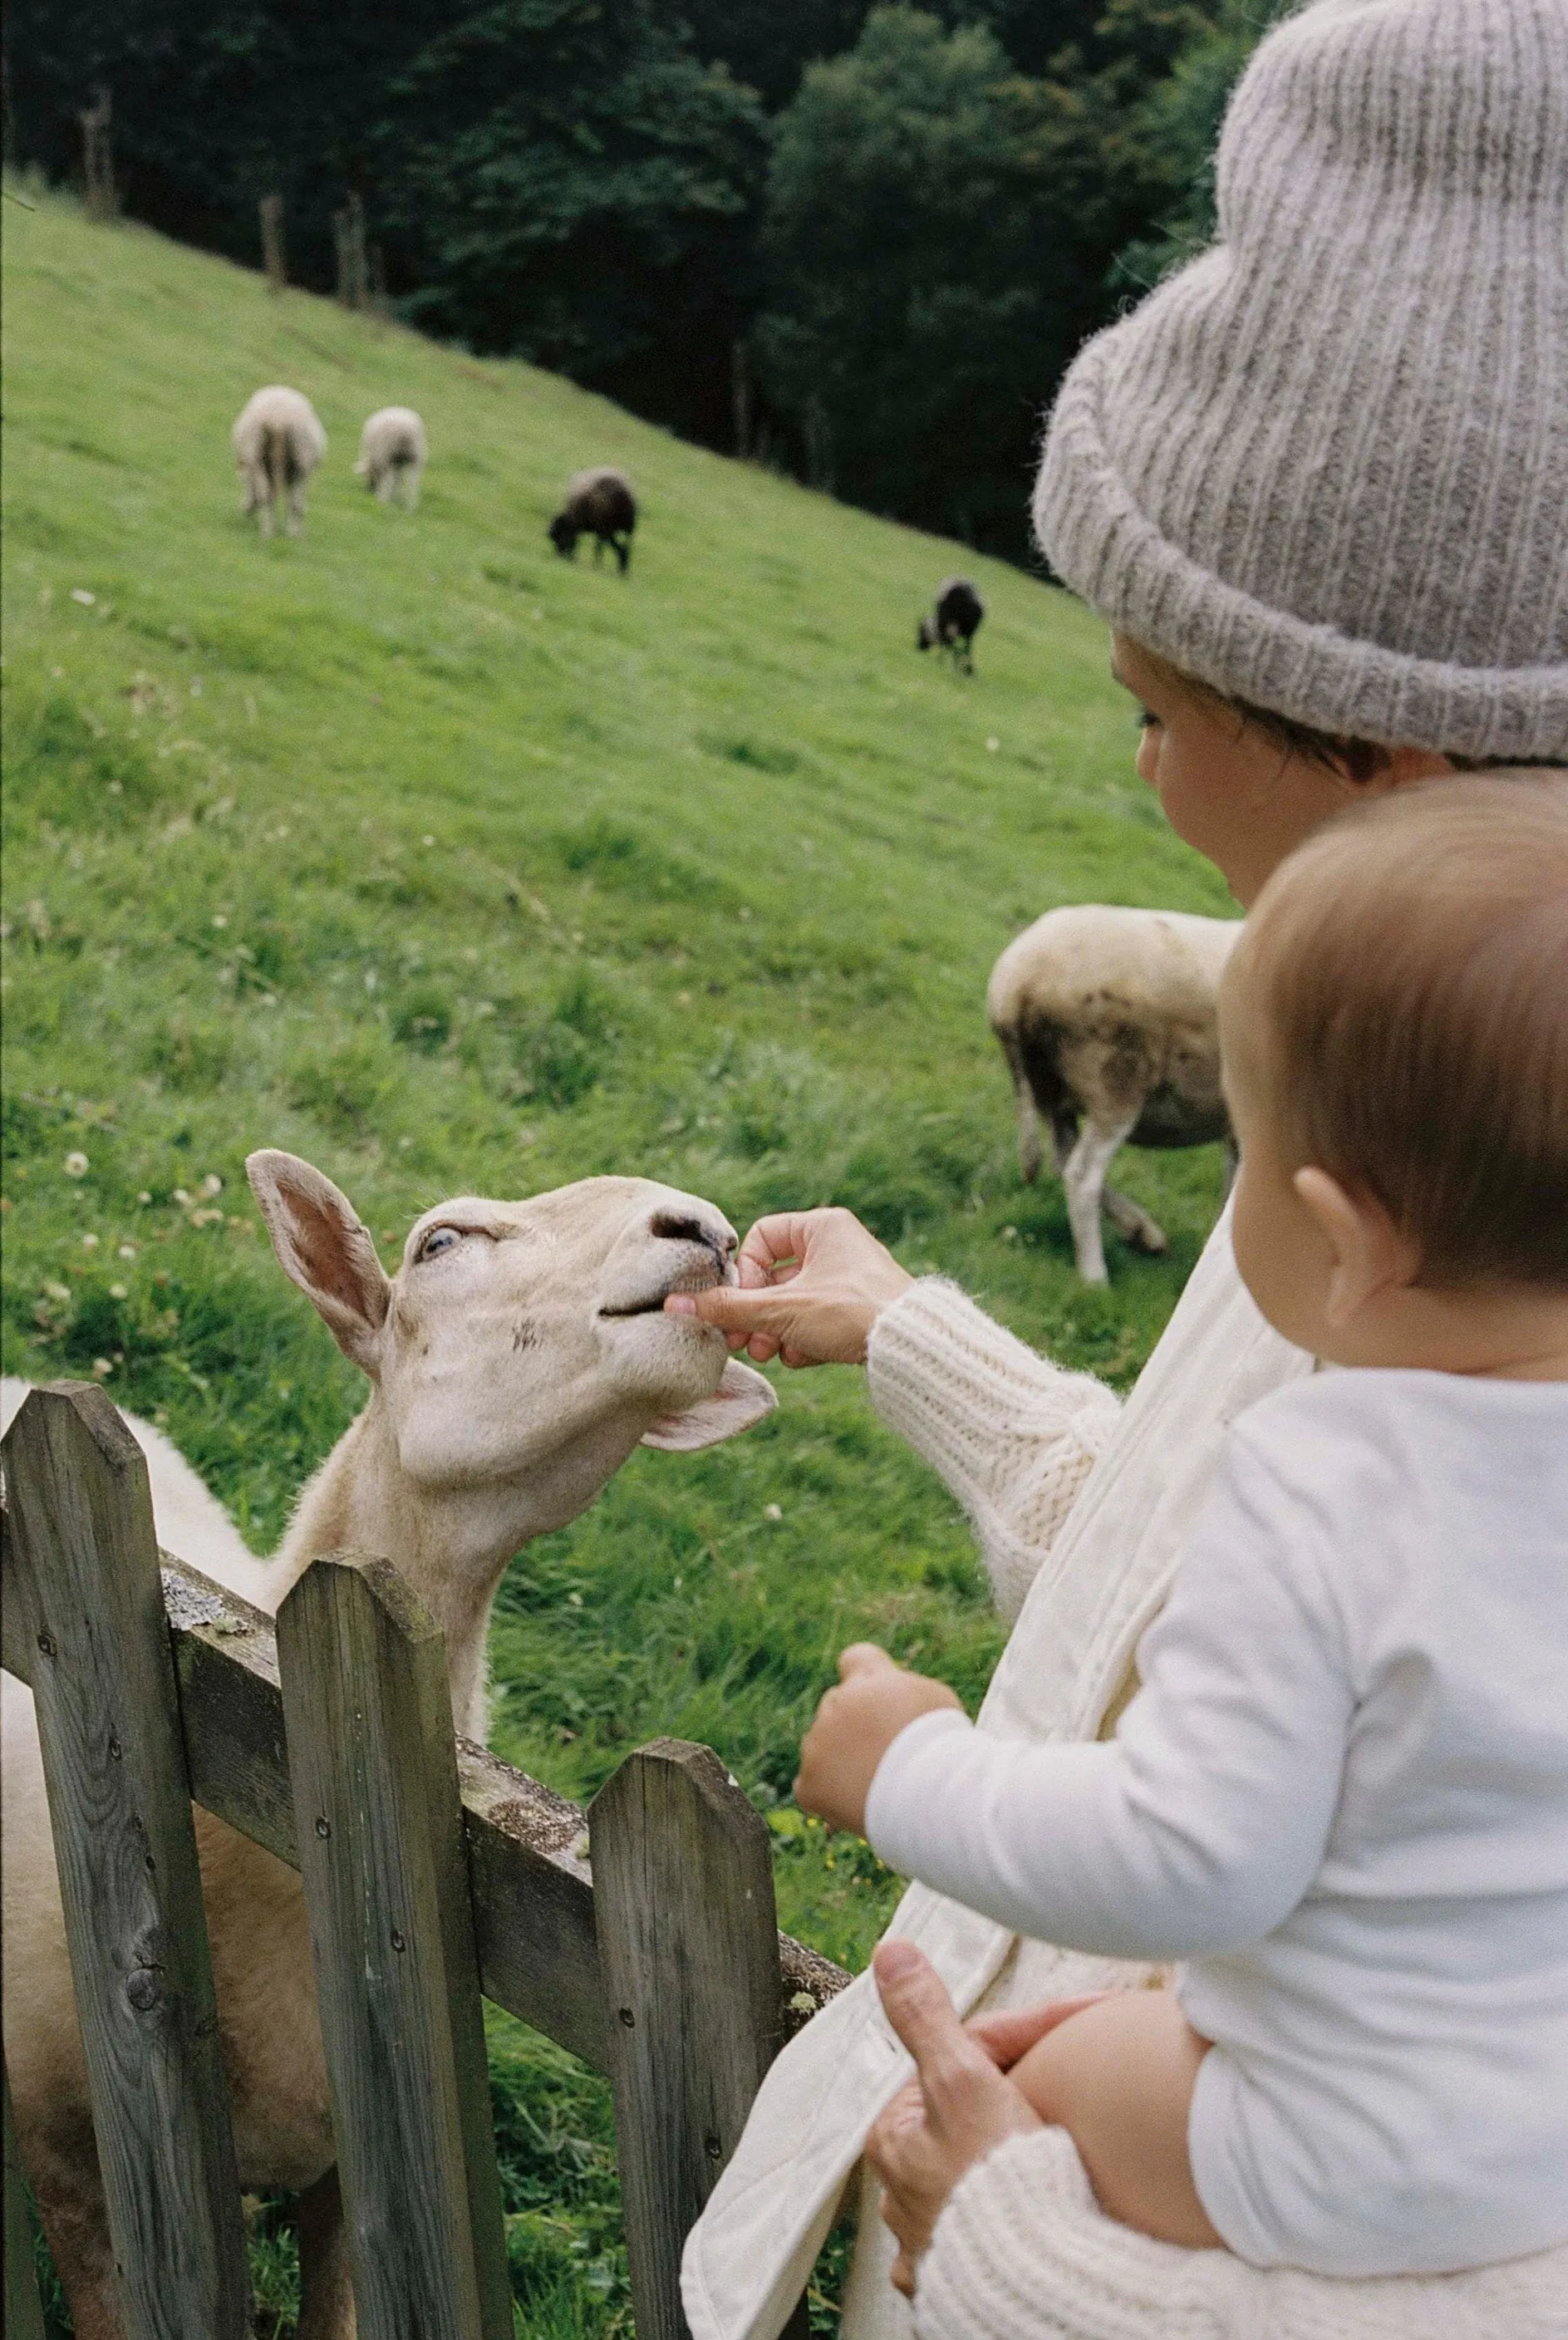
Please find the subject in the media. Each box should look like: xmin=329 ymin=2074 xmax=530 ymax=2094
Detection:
xmin=753 ymin=4 xmax=1211 ymax=557
xmin=376 ymin=0 xmax=770 ymax=444
xmin=1108 ymin=0 xmax=1288 ymax=291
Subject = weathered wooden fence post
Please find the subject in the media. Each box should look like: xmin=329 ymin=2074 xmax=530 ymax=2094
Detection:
xmin=333 ymin=191 xmax=369 ymax=312
xmin=591 ymin=1738 xmax=796 ymax=2340
xmin=80 ymin=89 xmax=116 ymax=222
xmin=277 ymin=1552 xmax=511 ymax=2340
xmin=1 ymin=1385 xmax=249 ymax=2340
xmin=259 ymin=192 xmax=287 ymax=292
xmin=4 ymin=2063 xmax=47 ymax=2340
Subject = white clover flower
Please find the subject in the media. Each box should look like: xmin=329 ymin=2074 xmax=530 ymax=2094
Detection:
xmin=173 ymin=1187 xmax=191 ymax=1205
xmin=44 ymin=1281 xmax=71 ymax=1303
xmin=764 ymin=1502 xmax=784 ymax=1521
xmin=63 ymin=1151 xmax=90 ymax=1178
xmin=108 ymin=1282 xmax=129 ymax=1300
xmin=118 ymin=1243 xmax=136 ymax=1260
xmin=70 ymin=588 xmax=96 ymax=607
xmin=91 ymin=1358 xmax=113 ymax=1379
xmin=200 ymin=1173 xmax=223 ymax=1197
xmin=137 ymin=1191 xmax=152 ymax=1205
xmin=81 ymin=1232 xmax=100 ymax=1251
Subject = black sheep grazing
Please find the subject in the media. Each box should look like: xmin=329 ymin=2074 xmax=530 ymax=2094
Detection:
xmin=548 ymin=466 xmax=637 ymax=573
xmin=917 ymin=575 xmax=986 ymax=672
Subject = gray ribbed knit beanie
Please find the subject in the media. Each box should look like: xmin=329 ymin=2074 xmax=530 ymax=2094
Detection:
xmin=1034 ymin=0 xmax=1568 ymax=760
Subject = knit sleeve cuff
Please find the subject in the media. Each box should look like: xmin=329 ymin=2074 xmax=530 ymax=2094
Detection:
xmin=867 ymin=1280 xmax=1123 ymax=1621
xmin=912 ymin=2127 xmax=1172 ymax=2340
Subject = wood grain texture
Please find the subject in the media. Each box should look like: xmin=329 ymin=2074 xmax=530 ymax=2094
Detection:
xmin=590 ymin=1739 xmax=789 ymax=2340
xmin=277 ymin=1552 xmax=511 ymax=2340
xmin=2 ymin=1386 xmax=250 ymax=2340
xmin=6 ymin=1534 xmax=850 ymax=2062
xmin=4 ymin=2063 xmax=47 ymax=2340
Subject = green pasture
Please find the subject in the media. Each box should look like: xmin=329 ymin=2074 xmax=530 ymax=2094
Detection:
xmin=1 ymin=187 xmax=1232 ymax=2332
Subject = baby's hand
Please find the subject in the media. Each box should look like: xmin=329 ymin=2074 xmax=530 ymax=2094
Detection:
xmin=795 ymin=1645 xmax=964 ymax=1836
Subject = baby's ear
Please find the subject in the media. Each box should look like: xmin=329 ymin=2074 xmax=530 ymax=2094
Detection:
xmin=1293 ymin=1165 xmax=1418 ymax=1326
xmin=641 ymin=1359 xmax=777 ymax=1451
xmin=247 ymin=1149 xmax=391 ymax=1374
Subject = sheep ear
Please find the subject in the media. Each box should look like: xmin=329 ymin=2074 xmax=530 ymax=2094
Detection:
xmin=246 ymin=1149 xmax=391 ymax=1375
xmin=641 ymin=1359 xmax=776 ymax=1452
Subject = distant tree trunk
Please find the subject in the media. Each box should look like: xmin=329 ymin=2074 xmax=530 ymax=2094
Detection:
xmin=333 ymin=192 xmax=369 ymax=311
xmin=731 ymin=340 xmax=752 ymax=460
xmin=259 ymin=193 xmax=287 ymax=292
xmin=80 ymin=89 xmax=115 ymax=221
xmin=370 ymin=242 xmax=391 ymax=320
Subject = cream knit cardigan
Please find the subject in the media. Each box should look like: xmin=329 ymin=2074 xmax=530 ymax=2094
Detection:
xmin=681 ymin=1213 xmax=1568 ymax=2340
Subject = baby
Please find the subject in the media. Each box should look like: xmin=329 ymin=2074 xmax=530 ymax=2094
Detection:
xmin=795 ymin=774 xmax=1568 ymax=2278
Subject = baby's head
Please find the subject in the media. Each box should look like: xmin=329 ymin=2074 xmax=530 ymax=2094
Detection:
xmin=1220 ymin=777 xmax=1568 ymax=1376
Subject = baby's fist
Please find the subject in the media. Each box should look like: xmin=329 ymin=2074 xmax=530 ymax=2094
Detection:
xmin=795 ymin=1645 xmax=964 ymax=1836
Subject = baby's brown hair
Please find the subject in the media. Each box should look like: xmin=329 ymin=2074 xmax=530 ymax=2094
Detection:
xmin=1231 ymin=774 xmax=1568 ymax=1289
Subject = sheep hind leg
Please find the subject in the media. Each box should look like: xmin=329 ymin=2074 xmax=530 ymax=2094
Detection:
xmin=295 ymin=2164 xmax=356 ymax=2340
xmin=1062 ymin=1113 xmax=1138 ymax=1286
xmin=1101 ymin=1182 xmax=1167 ymax=1256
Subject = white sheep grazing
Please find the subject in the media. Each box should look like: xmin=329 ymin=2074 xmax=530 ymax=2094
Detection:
xmin=2 ymin=1150 xmax=774 ymax=2340
xmin=988 ymin=904 xmax=1242 ymax=1285
xmin=354 ymin=406 xmax=426 ymax=507
xmin=232 ymin=385 xmax=327 ymax=538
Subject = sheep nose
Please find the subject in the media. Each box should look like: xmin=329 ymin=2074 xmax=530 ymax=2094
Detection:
xmin=650 ymin=1211 xmax=736 ymax=1264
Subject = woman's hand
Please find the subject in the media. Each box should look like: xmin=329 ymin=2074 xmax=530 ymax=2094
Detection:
xmin=867 ymin=1942 xmax=1049 ymax=2296
xmin=662 ymin=1207 xmax=912 ymax=1366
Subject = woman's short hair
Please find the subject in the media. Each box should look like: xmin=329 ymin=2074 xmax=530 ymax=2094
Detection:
xmin=1233 ymin=774 xmax=1568 ymax=1289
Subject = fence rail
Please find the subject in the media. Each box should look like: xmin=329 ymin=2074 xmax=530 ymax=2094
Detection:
xmin=2 ymin=1383 xmax=848 ymax=2337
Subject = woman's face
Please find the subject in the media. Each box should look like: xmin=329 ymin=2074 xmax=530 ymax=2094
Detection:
xmin=1108 ymin=635 xmax=1446 ymax=907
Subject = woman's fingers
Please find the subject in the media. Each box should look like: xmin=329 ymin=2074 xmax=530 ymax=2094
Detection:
xmin=873 ymin=1942 xmax=990 ymax=2093
xmin=662 ymin=1206 xmax=913 ymax=1367
xmin=965 ymin=1993 xmax=1113 ymax=2072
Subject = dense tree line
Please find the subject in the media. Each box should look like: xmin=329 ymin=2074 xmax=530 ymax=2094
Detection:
xmin=5 ymin=0 xmax=1271 ymax=558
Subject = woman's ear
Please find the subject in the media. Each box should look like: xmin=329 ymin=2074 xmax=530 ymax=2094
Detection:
xmin=1293 ymin=1167 xmax=1418 ymax=1330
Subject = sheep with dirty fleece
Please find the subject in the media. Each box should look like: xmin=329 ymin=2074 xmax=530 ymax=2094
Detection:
xmin=548 ymin=466 xmax=637 ymax=573
xmin=2 ymin=1149 xmax=774 ymax=2340
xmin=231 ymin=386 xmax=327 ymax=538
xmin=989 ymin=905 xmax=1241 ymax=1285
xmin=918 ymin=577 xmax=986 ymax=673
xmin=355 ymin=406 xmax=427 ymax=508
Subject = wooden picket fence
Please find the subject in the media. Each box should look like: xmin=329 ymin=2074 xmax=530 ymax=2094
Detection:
xmin=1 ymin=1382 xmax=849 ymax=2339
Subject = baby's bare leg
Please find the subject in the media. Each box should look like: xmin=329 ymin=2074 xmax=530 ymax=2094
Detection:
xmin=1008 ymin=1989 xmax=1223 ymax=2249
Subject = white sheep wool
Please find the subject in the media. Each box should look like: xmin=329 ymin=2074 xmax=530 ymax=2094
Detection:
xmin=1033 ymin=0 xmax=1568 ymax=761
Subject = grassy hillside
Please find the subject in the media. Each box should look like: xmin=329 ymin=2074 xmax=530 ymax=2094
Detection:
xmin=2 ymin=187 xmax=1233 ymax=2332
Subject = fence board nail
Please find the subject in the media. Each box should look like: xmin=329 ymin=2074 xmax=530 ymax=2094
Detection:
xmin=1 ymin=1384 xmax=248 ymax=2340
xmin=277 ymin=1551 xmax=511 ymax=2340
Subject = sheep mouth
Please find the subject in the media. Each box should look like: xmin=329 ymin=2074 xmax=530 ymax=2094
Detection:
xmin=598 ymin=1266 xmax=728 ymax=1321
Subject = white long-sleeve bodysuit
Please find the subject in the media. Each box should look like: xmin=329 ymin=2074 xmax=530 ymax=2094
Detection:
xmin=866 ymin=1369 xmax=1568 ymax=2278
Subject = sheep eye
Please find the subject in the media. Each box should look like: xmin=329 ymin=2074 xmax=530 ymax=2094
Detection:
xmin=416 ymin=1227 xmax=462 ymax=1261
xmin=1137 ymin=708 xmax=1161 ymax=731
